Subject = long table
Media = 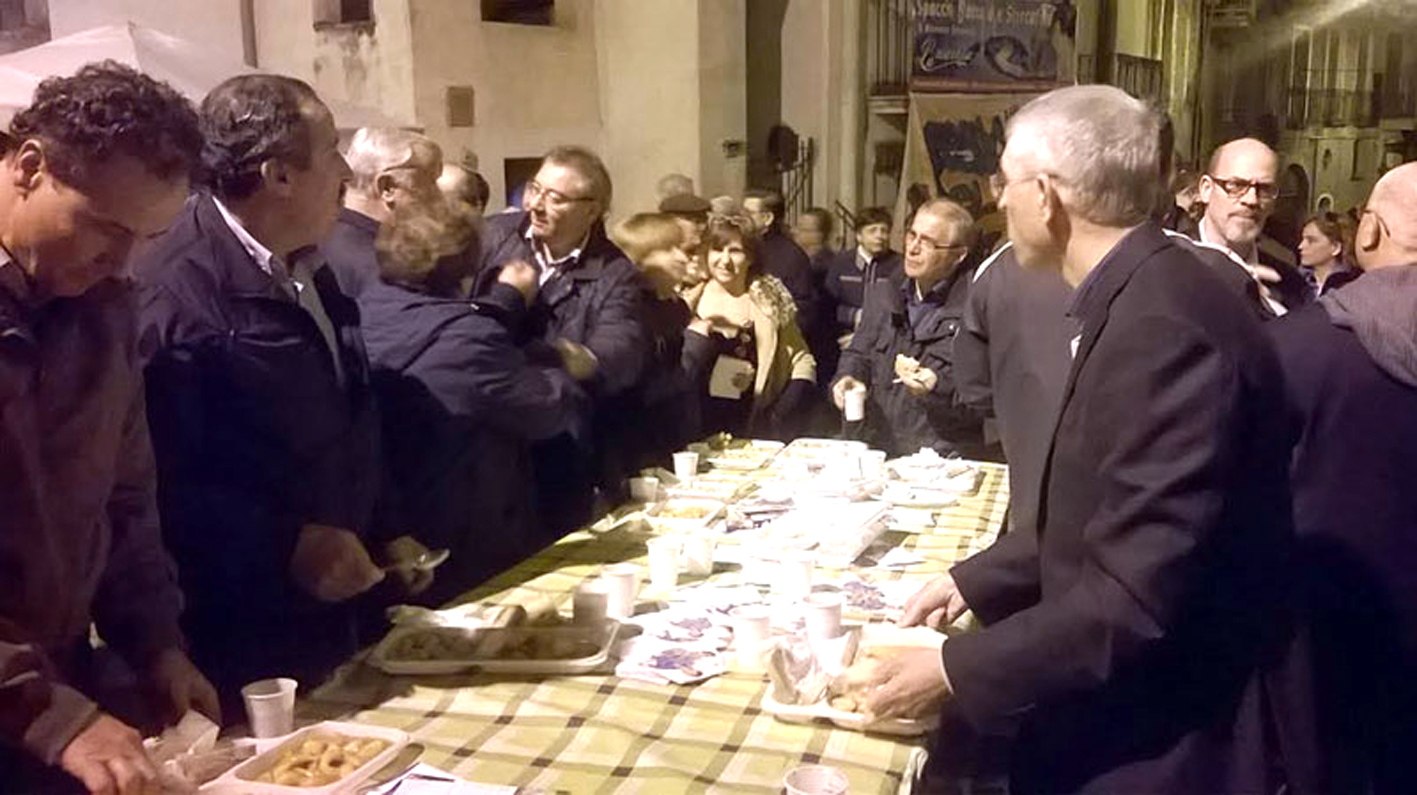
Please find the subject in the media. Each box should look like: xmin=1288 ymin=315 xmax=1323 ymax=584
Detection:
xmin=305 ymin=456 xmax=1009 ymax=794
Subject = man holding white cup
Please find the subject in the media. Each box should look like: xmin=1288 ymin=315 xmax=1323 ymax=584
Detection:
xmin=831 ymin=200 xmax=985 ymax=457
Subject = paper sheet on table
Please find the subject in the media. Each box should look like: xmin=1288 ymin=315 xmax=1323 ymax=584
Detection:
xmin=708 ymin=355 xmax=754 ymax=399
xmin=871 ymin=547 xmax=926 ymax=568
xmin=366 ymin=764 xmax=517 ymax=794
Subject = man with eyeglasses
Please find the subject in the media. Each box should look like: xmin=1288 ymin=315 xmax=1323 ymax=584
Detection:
xmin=830 ymin=199 xmax=984 ymax=457
xmin=862 ymin=86 xmax=1313 ymax=793
xmin=1267 ymin=162 xmax=1417 ymax=794
xmin=1195 ymin=138 xmax=1310 ymax=315
xmin=475 ymin=145 xmax=647 ymax=536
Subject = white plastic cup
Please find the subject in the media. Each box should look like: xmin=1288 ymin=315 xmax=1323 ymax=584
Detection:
xmin=672 ymin=451 xmax=700 ymax=482
xmin=784 ymin=764 xmax=850 ymax=795
xmin=844 ymin=385 xmax=867 ymax=421
xmin=803 ymin=593 xmax=843 ymax=641
xmin=628 ymin=476 xmax=660 ymax=503
xmin=573 ymin=578 xmax=610 ymax=625
xmin=646 ymin=536 xmax=682 ymax=591
xmin=241 ymin=677 xmax=297 ymax=739
xmin=681 ymin=534 xmax=716 ymax=576
xmin=602 ymin=563 xmax=639 ymax=620
xmin=730 ymin=604 xmax=772 ymax=669
xmin=774 ymin=550 xmax=815 ymax=600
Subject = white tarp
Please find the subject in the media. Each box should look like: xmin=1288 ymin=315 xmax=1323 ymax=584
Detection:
xmin=0 ymin=22 xmax=409 ymax=130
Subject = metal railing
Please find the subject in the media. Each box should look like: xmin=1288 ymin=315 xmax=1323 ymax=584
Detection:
xmin=1286 ymin=87 xmax=1376 ymax=128
xmin=778 ymin=138 xmax=816 ymax=223
xmin=867 ymin=0 xmax=912 ymax=96
xmin=1075 ymin=53 xmax=1164 ymax=102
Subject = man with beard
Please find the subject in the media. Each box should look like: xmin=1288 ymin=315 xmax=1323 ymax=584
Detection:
xmin=1196 ymin=138 xmax=1310 ymax=314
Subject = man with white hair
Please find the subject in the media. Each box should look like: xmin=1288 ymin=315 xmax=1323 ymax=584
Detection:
xmin=1195 ymin=138 xmax=1310 ymax=314
xmin=1269 ymin=162 xmax=1417 ymax=794
xmin=865 ymin=85 xmax=1306 ymax=792
xmin=323 ymin=127 xmax=445 ymax=297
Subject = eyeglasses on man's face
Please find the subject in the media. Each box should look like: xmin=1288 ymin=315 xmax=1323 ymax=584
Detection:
xmin=904 ymin=229 xmax=967 ymax=254
xmin=1207 ymin=175 xmax=1280 ymax=203
xmin=524 ymin=180 xmax=594 ymax=210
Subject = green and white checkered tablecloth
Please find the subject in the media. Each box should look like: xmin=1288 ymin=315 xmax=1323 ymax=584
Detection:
xmin=305 ymin=457 xmax=1009 ymax=794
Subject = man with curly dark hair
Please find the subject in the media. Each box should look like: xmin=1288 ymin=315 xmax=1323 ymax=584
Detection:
xmin=134 ymin=74 xmax=426 ymax=716
xmin=0 ymin=61 xmax=217 ymax=795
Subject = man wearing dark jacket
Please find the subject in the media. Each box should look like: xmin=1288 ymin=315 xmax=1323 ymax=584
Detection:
xmin=953 ymin=242 xmax=1073 ymax=532
xmin=136 ymin=76 xmax=398 ymax=708
xmin=744 ymin=188 xmax=824 ymax=355
xmin=361 ymin=207 xmax=589 ymax=604
xmin=831 ymin=199 xmax=982 ymax=457
xmin=820 ymin=207 xmax=902 ymax=385
xmin=0 ymin=64 xmax=218 ymax=795
xmin=1270 ymin=162 xmax=1417 ymax=794
xmin=474 ymin=146 xmax=648 ymax=534
xmin=323 ymin=127 xmax=445 ymax=298
xmin=867 ymin=86 xmax=1307 ymax=794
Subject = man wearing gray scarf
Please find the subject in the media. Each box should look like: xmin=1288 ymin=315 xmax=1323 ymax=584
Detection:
xmin=1269 ymin=161 xmax=1417 ymax=795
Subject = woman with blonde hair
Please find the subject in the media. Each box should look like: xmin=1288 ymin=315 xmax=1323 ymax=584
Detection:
xmin=684 ymin=214 xmax=817 ymax=440
xmin=608 ymin=213 xmax=699 ymax=469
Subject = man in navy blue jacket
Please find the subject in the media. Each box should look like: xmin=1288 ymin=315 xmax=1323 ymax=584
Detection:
xmin=1269 ymin=162 xmax=1417 ymax=794
xmin=135 ymin=76 xmax=398 ymax=708
xmin=474 ymin=146 xmax=648 ymax=534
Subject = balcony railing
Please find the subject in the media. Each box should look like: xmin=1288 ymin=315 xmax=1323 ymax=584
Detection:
xmin=867 ymin=0 xmax=912 ymax=97
xmin=1286 ymin=87 xmax=1377 ymax=128
xmin=1076 ymin=53 xmax=1164 ymax=103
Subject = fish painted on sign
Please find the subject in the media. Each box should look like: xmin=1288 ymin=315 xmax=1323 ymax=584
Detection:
xmin=983 ymin=36 xmax=1034 ymax=79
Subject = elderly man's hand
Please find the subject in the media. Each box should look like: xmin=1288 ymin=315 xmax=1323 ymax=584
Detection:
xmin=144 ymin=648 xmax=221 ymax=726
xmin=863 ymin=648 xmax=951 ymax=722
xmin=831 ymin=375 xmax=865 ymax=410
xmin=60 ymin=713 xmax=160 ymax=795
xmin=553 ymin=339 xmax=599 ymax=381
xmin=900 ymin=366 xmax=938 ymax=396
xmin=496 ymin=260 xmax=539 ymax=307
xmin=290 ymin=524 xmax=385 ymax=602
xmin=899 ymin=573 xmax=969 ymax=630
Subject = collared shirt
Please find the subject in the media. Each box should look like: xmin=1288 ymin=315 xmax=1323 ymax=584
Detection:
xmin=1199 ymin=221 xmax=1287 ymax=316
xmin=855 ymin=246 xmax=872 ymax=271
xmin=525 ymin=224 xmax=588 ymax=287
xmin=0 ymin=246 xmax=31 ymax=309
xmin=212 ymin=196 xmax=345 ymax=385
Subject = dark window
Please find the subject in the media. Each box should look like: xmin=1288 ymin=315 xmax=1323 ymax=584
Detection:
xmin=504 ymin=157 xmax=542 ymax=208
xmin=481 ymin=0 xmax=554 ymax=26
xmin=314 ymin=0 xmax=372 ymax=27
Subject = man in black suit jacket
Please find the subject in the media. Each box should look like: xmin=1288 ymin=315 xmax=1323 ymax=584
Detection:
xmin=1269 ymin=162 xmax=1417 ymax=794
xmin=866 ymin=85 xmax=1307 ymax=793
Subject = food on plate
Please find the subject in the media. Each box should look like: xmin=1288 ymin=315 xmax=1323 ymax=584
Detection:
xmin=387 ymin=628 xmax=481 ymax=660
xmin=894 ymin=354 xmax=923 ymax=382
xmin=658 ymin=504 xmax=714 ymax=519
xmin=826 ymin=646 xmax=912 ymax=714
xmin=253 ymin=735 xmax=389 ymax=787
xmin=388 ymin=626 xmax=598 ymax=662
xmin=477 ymin=630 xmax=601 ymax=661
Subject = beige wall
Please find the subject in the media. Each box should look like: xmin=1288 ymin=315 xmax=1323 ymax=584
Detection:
xmin=49 ymin=0 xmax=247 ymax=63
xmin=696 ymin=0 xmax=747 ymax=203
xmin=595 ymin=0 xmax=702 ymax=219
xmin=408 ymin=0 xmax=604 ymax=211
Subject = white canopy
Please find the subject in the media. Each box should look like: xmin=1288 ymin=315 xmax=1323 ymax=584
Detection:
xmin=0 ymin=22 xmax=410 ymax=130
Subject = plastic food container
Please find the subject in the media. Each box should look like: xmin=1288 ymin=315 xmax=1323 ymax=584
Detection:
xmin=368 ymin=620 xmax=620 ymax=676
xmin=644 ymin=498 xmax=726 ymax=533
xmin=201 ymin=721 xmax=408 ymax=794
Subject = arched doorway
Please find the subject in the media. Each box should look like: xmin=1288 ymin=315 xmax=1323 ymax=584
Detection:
xmin=1270 ymin=163 xmax=1310 ymax=249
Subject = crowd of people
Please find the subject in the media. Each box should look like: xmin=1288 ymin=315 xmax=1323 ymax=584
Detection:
xmin=0 ymin=61 xmax=1412 ymax=795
